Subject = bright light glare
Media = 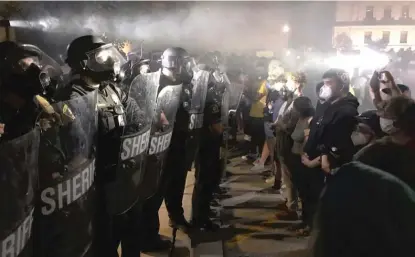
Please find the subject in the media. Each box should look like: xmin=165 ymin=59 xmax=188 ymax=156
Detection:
xmin=324 ymin=55 xmax=356 ymax=76
xmin=282 ymin=24 xmax=290 ymax=33
xmin=360 ymin=47 xmax=389 ymax=70
xmin=324 ymin=48 xmax=390 ymax=76
xmin=38 ymin=21 xmax=48 ymax=30
xmin=37 ymin=17 xmax=60 ymax=31
xmin=286 ymin=50 xmax=291 ymax=56
xmin=10 ymin=20 xmax=30 ymax=28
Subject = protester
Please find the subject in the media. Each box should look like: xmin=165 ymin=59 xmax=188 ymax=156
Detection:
xmin=273 ymin=72 xmax=306 ymax=220
xmin=303 ymin=68 xmax=359 ymax=173
xmin=251 ymin=73 xmax=285 ymax=173
xmin=284 ymin=96 xmax=315 ymax=234
xmin=245 ymin=76 xmax=267 ymax=162
xmin=354 ymin=95 xmax=415 ymax=190
xmin=351 ymin=110 xmax=383 ymax=153
xmin=308 ymin=162 xmax=415 ymax=257
xmin=300 ymin=69 xmax=359 ymax=233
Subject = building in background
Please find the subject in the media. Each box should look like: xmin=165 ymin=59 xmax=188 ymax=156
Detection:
xmin=334 ymin=1 xmax=415 ymax=50
xmin=289 ymin=2 xmax=336 ymax=51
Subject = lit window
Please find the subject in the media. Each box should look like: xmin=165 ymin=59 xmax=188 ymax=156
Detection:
xmin=382 ymin=31 xmax=390 ymax=43
xmin=364 ymin=31 xmax=372 ymax=43
xmin=402 ymin=5 xmax=410 ymax=19
xmin=366 ymin=6 xmax=374 ymax=19
xmin=400 ymin=31 xmax=408 ymax=43
xmin=384 ymin=6 xmax=392 ymax=19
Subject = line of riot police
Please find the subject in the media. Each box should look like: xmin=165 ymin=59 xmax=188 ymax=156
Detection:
xmin=0 ymin=36 xmax=243 ymax=257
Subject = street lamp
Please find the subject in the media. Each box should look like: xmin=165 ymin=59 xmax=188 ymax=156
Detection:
xmin=282 ymin=24 xmax=290 ymax=33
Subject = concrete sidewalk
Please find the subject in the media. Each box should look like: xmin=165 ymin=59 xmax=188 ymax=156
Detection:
xmin=122 ymin=154 xmax=309 ymax=257
xmin=141 ymin=169 xmax=224 ymax=257
xmin=221 ymin=158 xmax=309 ymax=257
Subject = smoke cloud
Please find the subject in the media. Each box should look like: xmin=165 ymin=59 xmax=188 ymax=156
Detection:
xmin=17 ymin=2 xmax=292 ymax=53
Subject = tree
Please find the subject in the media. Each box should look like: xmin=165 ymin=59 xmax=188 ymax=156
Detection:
xmin=367 ymin=38 xmax=389 ymax=51
xmin=334 ymin=33 xmax=353 ymax=52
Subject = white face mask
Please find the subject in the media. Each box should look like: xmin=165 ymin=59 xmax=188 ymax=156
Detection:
xmin=286 ymin=80 xmax=296 ymax=92
xmin=379 ymin=117 xmax=398 ymax=134
xmin=271 ymin=82 xmax=284 ymax=91
xmin=319 ymin=85 xmax=332 ymax=100
xmin=351 ymin=131 xmax=369 ymax=146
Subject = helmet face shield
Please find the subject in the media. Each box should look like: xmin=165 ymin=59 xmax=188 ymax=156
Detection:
xmin=85 ymin=44 xmax=126 ymax=73
xmin=17 ymin=56 xmax=40 ymax=73
xmin=161 ymin=55 xmax=184 ymax=69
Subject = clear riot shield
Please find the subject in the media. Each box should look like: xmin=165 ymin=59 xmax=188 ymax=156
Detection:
xmin=0 ymin=129 xmax=39 ymax=257
xmin=184 ymin=69 xmax=209 ymax=170
xmin=33 ymin=91 xmax=98 ymax=257
xmin=130 ymin=71 xmax=183 ymax=201
xmin=104 ymin=77 xmax=153 ymax=215
xmin=220 ymin=75 xmax=244 ymax=178
xmin=189 ymin=69 xmax=209 ymax=130
xmin=21 ymin=44 xmax=65 ymax=95
xmin=227 ymin=82 xmax=244 ymax=113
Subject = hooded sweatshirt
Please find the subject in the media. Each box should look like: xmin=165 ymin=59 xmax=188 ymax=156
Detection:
xmin=304 ymin=93 xmax=359 ymax=166
xmin=308 ymin=162 xmax=415 ymax=257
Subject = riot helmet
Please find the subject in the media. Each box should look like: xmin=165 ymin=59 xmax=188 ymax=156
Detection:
xmin=0 ymin=41 xmax=57 ymax=108
xmin=65 ymin=35 xmax=126 ymax=85
xmin=160 ymin=47 xmax=194 ymax=82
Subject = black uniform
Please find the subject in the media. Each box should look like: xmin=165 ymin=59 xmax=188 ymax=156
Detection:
xmin=191 ymin=81 xmax=222 ymax=227
xmin=0 ymin=41 xmax=47 ymax=257
xmin=163 ymin=80 xmax=193 ymax=223
xmin=58 ymin=78 xmax=144 ymax=257
xmin=136 ymin=74 xmax=188 ymax=249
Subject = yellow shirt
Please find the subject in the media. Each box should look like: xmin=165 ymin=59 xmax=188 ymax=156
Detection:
xmin=249 ymin=80 xmax=267 ymax=118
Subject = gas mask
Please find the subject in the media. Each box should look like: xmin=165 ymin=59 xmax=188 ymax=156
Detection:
xmin=319 ymin=84 xmax=333 ymax=101
xmin=6 ymin=63 xmax=52 ymax=101
xmin=84 ymin=44 xmax=126 ymax=83
xmin=269 ymin=82 xmax=284 ymax=91
xmin=279 ymin=86 xmax=294 ymax=101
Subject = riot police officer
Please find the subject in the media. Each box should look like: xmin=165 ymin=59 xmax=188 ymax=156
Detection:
xmin=60 ymin=35 xmax=146 ymax=257
xmin=136 ymin=47 xmax=192 ymax=251
xmin=191 ymin=61 xmax=223 ymax=230
xmin=0 ymin=41 xmax=54 ymax=141
xmin=0 ymin=41 xmax=60 ymax=257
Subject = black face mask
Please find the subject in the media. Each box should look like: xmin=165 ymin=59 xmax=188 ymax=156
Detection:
xmin=4 ymin=63 xmax=51 ymax=100
xmin=88 ymin=70 xmax=118 ymax=84
xmin=279 ymin=87 xmax=293 ymax=101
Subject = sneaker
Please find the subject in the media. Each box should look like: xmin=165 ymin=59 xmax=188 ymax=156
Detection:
xmin=265 ymin=175 xmax=275 ymax=184
xmin=253 ymin=158 xmax=261 ymax=166
xmin=250 ymin=163 xmax=265 ymax=172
